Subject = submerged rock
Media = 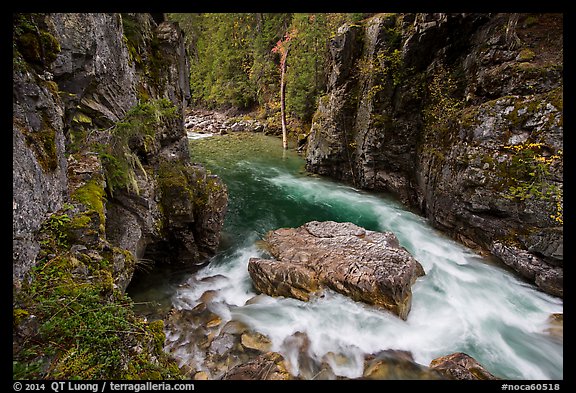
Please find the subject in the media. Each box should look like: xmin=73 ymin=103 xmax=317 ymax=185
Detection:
xmin=248 ymin=221 xmax=425 ymax=320
xmin=429 ymin=352 xmax=500 ymax=380
xmin=545 ymin=313 xmax=563 ymax=342
xmin=363 ymin=350 xmax=446 ymax=380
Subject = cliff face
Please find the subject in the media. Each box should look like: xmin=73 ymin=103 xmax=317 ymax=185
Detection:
xmin=306 ymin=13 xmax=562 ymax=297
xmin=12 ymin=13 xmax=227 ymax=378
xmin=13 ymin=13 xmax=227 ymax=289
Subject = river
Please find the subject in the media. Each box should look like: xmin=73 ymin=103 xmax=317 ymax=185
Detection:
xmin=127 ymin=132 xmax=562 ymax=380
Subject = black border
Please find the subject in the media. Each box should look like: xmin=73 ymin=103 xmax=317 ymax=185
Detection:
xmin=8 ymin=2 xmax=572 ymax=390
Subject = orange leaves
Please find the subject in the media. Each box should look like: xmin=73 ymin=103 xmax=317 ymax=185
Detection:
xmin=271 ymin=28 xmax=298 ymax=64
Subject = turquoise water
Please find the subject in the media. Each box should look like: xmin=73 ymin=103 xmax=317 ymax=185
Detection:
xmin=130 ymin=133 xmax=563 ymax=379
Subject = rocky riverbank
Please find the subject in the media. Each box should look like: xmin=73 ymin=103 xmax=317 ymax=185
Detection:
xmin=184 ymin=108 xmax=266 ymax=136
xmin=164 ymin=219 xmax=562 ymax=380
xmin=165 ymin=287 xmax=499 ymax=380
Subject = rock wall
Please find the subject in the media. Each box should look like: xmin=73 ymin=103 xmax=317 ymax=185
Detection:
xmin=306 ymin=13 xmax=563 ymax=297
xmin=13 ymin=12 xmax=228 ymax=379
xmin=13 ymin=13 xmax=227 ymax=290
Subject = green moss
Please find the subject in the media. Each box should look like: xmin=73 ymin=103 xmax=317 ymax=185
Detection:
xmin=16 ymin=32 xmax=43 ymax=63
xmin=16 ymin=106 xmax=59 ymax=173
xmin=148 ymin=36 xmax=170 ymax=86
xmin=39 ymin=212 xmax=71 ymax=250
xmin=148 ymin=320 xmax=166 ymax=353
xmin=157 ymin=162 xmax=197 ymax=215
xmin=71 ymin=177 xmax=106 ymax=225
xmin=157 ymin=162 xmax=224 ymax=220
xmin=68 ymin=213 xmax=91 ymax=230
xmin=158 ymin=163 xmax=193 ymax=197
xmin=14 ymin=244 xmax=183 ymax=379
xmin=99 ymin=99 xmax=179 ymax=196
xmin=121 ymin=14 xmax=145 ymax=51
xmin=68 ymin=112 xmax=93 ymax=154
xmin=40 ymin=31 xmax=61 ymax=63
xmin=13 ymin=309 xmax=30 ymax=326
xmin=68 ymin=124 xmax=88 ymax=154
xmin=72 ymin=112 xmax=93 ymax=125
xmin=120 ymin=14 xmax=171 ymax=89
xmin=518 ymin=48 xmax=536 ymax=62
xmin=13 ymin=14 xmax=60 ymax=67
xmin=120 ymin=13 xmax=147 ymax=69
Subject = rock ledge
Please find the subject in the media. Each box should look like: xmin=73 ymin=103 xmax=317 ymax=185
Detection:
xmin=248 ymin=221 xmax=425 ymax=320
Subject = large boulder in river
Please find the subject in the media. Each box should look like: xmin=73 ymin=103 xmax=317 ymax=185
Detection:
xmin=248 ymin=221 xmax=425 ymax=320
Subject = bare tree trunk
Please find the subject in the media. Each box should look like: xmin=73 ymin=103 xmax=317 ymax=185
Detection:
xmin=280 ymin=51 xmax=288 ymax=150
xmin=505 ymin=13 xmax=522 ymax=50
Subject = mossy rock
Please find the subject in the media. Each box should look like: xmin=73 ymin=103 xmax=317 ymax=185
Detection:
xmin=157 ymin=162 xmax=224 ymax=223
xmin=72 ymin=112 xmax=93 ymax=125
xmin=23 ymin=123 xmax=58 ymax=173
xmin=14 ymin=243 xmax=184 ymax=379
xmin=71 ymin=177 xmax=106 ymax=225
xmin=517 ymin=48 xmax=536 ymax=62
xmin=15 ymin=24 xmax=60 ymax=67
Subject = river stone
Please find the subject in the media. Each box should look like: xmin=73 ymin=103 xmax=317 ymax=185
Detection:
xmin=241 ymin=331 xmax=272 ymax=353
xmin=545 ymin=313 xmax=562 ymax=342
xmin=429 ymin=352 xmax=500 ymax=380
xmin=223 ymin=352 xmax=293 ymax=380
xmin=248 ymin=221 xmax=425 ymax=320
xmin=363 ymin=350 xmax=446 ymax=380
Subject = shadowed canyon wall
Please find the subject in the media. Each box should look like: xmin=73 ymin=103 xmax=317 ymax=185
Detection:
xmin=306 ymin=13 xmax=563 ymax=297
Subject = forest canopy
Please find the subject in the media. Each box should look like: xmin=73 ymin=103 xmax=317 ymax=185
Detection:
xmin=167 ymin=13 xmax=370 ymax=122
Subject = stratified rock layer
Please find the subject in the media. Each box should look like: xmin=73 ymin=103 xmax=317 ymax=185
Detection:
xmin=248 ymin=221 xmax=425 ymax=320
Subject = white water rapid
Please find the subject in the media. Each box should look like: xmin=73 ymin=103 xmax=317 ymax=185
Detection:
xmin=164 ymin=158 xmax=562 ymax=380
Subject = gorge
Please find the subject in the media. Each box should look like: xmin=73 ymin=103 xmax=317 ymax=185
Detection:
xmin=13 ymin=12 xmax=562 ymax=381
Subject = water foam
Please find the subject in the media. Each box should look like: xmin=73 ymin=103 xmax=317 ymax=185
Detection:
xmin=167 ymin=146 xmax=562 ymax=380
